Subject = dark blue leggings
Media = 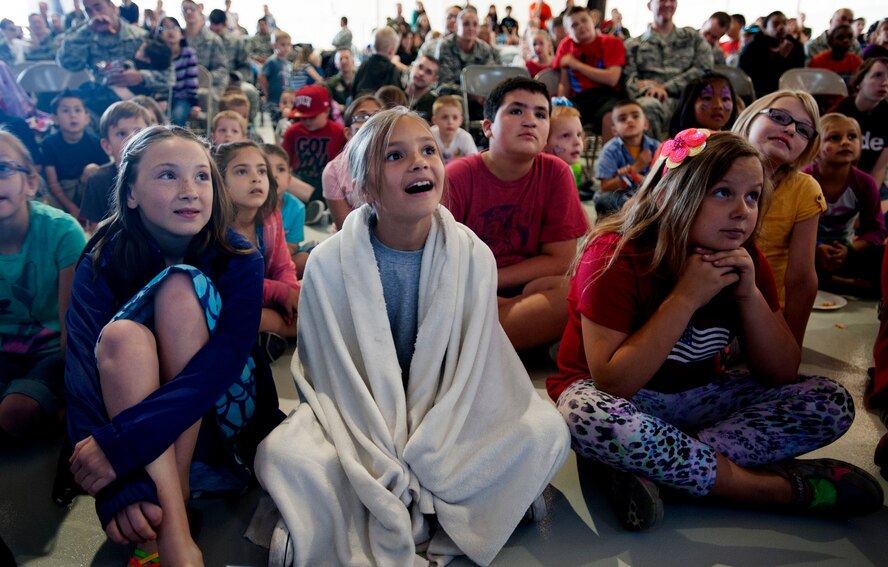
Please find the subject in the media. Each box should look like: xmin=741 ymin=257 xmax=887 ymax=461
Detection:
xmin=556 ymin=371 xmax=854 ymax=496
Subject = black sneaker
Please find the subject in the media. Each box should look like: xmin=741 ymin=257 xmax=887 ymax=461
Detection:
xmin=258 ymin=332 xmax=288 ymax=363
xmin=767 ymin=458 xmax=884 ymax=517
xmin=607 ymin=469 xmax=664 ymax=531
xmin=305 ymin=201 xmax=327 ymax=226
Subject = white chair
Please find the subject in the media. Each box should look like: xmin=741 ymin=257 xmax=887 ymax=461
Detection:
xmin=16 ymin=62 xmax=81 ymax=94
xmin=778 ymin=68 xmax=848 ymax=97
xmin=713 ymin=65 xmax=756 ymax=102
xmin=534 ymin=68 xmax=560 ymax=96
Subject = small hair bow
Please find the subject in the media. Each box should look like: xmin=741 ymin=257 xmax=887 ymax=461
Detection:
xmin=550 ymin=96 xmax=574 ymax=107
xmin=661 ymin=128 xmax=711 ymax=170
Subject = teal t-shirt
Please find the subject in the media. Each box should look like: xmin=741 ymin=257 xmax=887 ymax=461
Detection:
xmin=0 ymin=201 xmax=86 ymax=356
xmin=280 ymin=192 xmax=306 ymax=244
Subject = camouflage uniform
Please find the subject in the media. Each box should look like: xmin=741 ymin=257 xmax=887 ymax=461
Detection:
xmin=623 ymin=26 xmax=713 ymax=140
xmin=57 ymin=21 xmax=172 ymax=93
xmin=434 ymin=36 xmax=500 ymax=94
xmin=186 ymin=26 xmax=229 ymax=91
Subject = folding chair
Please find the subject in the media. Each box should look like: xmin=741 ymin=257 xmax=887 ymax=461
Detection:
xmin=534 ymin=67 xmax=560 ymax=96
xmin=459 ymin=65 xmax=530 ymax=141
xmin=778 ymin=68 xmax=848 ymax=97
xmin=196 ymin=65 xmax=216 ymax=135
xmin=713 ymin=65 xmax=756 ymax=103
xmin=16 ymin=62 xmax=79 ymax=94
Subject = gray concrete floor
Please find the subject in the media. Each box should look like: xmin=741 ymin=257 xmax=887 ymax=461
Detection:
xmin=3 ymin=252 xmax=887 ymax=566
xmin=4 ymin=122 xmax=886 ymax=566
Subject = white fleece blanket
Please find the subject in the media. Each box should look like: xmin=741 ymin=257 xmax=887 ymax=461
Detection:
xmin=256 ymin=205 xmax=570 ymax=566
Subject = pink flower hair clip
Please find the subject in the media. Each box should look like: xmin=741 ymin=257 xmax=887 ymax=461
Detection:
xmin=661 ymin=128 xmax=712 ymax=171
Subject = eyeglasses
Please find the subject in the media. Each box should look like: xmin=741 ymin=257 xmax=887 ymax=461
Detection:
xmin=0 ymin=161 xmax=30 ymax=179
xmin=349 ymin=112 xmax=377 ymax=125
xmin=759 ymin=108 xmax=817 ymax=140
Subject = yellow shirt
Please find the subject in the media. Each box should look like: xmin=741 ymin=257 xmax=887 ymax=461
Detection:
xmin=757 ymin=171 xmax=826 ymax=306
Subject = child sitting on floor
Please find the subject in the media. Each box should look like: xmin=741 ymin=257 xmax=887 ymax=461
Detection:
xmin=256 ymin=108 xmax=570 ymax=566
xmin=549 ymin=128 xmax=883 ymax=531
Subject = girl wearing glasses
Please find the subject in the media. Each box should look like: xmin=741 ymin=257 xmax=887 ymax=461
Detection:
xmin=733 ymin=91 xmax=824 ymax=346
xmin=0 ymin=130 xmax=86 ymax=442
xmin=322 ymin=95 xmax=383 ymax=230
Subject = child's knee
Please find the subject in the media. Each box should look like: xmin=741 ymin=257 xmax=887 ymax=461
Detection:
xmin=155 ymin=272 xmax=202 ymax=314
xmin=0 ymin=394 xmax=43 ymax=437
xmin=97 ymin=320 xmax=156 ymax=365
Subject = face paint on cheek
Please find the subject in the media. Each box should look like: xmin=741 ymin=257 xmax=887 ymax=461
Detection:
xmin=720 ymin=86 xmax=734 ymax=112
xmin=699 ymin=84 xmax=714 ymax=111
xmin=552 ymin=146 xmax=566 ymax=154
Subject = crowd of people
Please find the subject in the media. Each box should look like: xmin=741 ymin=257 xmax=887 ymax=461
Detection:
xmin=1 ymin=0 xmax=888 ymax=565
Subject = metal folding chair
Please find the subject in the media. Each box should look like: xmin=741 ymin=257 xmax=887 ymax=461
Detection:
xmin=713 ymin=65 xmax=756 ymax=103
xmin=534 ymin=68 xmax=560 ymax=96
xmin=16 ymin=62 xmax=88 ymax=94
xmin=778 ymin=68 xmax=849 ymax=97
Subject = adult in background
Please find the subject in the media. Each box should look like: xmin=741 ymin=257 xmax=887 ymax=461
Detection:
xmin=806 ymin=9 xmax=861 ymax=62
xmin=208 ymin=8 xmax=259 ymax=121
xmin=623 ymin=0 xmax=713 ymax=140
xmin=248 ymin=17 xmax=273 ymax=65
xmin=435 ymin=8 xmax=499 ymax=96
xmin=405 ymin=54 xmax=440 ymax=122
xmin=326 ymin=48 xmax=356 ymax=111
xmin=699 ymin=12 xmax=730 ymax=65
xmin=331 ymin=16 xmax=352 ymax=50
xmin=58 ymin=0 xmax=172 ymax=99
xmin=26 ymin=12 xmax=58 ymax=62
xmin=739 ymin=11 xmax=805 ymax=99
xmin=181 ymin=0 xmax=228 ymax=92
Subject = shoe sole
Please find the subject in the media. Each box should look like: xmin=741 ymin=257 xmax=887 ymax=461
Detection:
xmin=609 ymin=472 xmax=664 ymax=531
xmin=269 ymin=518 xmax=293 ymax=567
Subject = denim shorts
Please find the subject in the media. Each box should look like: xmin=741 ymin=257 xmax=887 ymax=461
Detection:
xmin=1 ymin=351 xmax=65 ymax=414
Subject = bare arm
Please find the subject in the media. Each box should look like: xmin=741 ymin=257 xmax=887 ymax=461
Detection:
xmin=559 ymin=55 xmax=621 ymax=87
xmin=497 ymin=239 xmax=575 ymax=290
xmin=44 ymin=165 xmax=79 ymax=216
xmin=557 ymin=67 xmax=570 ymax=97
xmin=327 ymin=198 xmax=351 ymax=231
xmin=782 ymin=216 xmax=819 ymax=346
xmin=286 ymin=175 xmax=314 ymax=202
xmin=582 ymin=253 xmax=739 ymax=398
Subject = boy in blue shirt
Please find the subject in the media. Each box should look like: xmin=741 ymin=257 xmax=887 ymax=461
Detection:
xmin=595 ymin=99 xmax=659 ymax=217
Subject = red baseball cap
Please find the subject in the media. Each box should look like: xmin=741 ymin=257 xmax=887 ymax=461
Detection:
xmin=289 ymin=85 xmax=331 ymax=119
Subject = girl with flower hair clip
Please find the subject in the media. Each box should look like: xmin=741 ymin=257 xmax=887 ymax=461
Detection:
xmin=547 ymin=128 xmax=882 ymax=531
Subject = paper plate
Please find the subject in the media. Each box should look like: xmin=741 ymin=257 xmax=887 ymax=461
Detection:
xmin=813 ymin=290 xmax=848 ymax=310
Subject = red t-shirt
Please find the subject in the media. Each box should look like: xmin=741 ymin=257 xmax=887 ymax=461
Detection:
xmin=525 ymin=59 xmax=551 ymax=78
xmin=546 ymin=233 xmax=781 ymax=402
xmin=553 ymin=34 xmax=626 ymax=94
xmin=281 ymin=120 xmax=347 ymax=192
xmin=808 ymin=51 xmax=863 ymax=77
xmin=445 ymin=152 xmax=589 ymax=269
xmin=529 ymin=2 xmax=553 ymax=28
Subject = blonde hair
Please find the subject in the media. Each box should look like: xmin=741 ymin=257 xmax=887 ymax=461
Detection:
xmin=347 ymin=107 xmax=439 ymax=205
xmin=219 ymin=91 xmax=250 ymax=112
xmin=731 ymin=90 xmax=820 ymax=187
xmin=551 ymin=105 xmax=581 ymax=121
xmin=0 ymin=128 xmax=37 ymax=173
xmin=374 ymin=26 xmax=399 ymax=53
xmin=212 ymin=110 xmax=248 ymax=135
xmin=272 ymin=30 xmax=291 ymax=45
xmin=575 ymin=131 xmax=770 ymax=279
xmin=432 ymin=95 xmax=462 ymax=115
xmin=817 ymin=113 xmax=862 ymax=164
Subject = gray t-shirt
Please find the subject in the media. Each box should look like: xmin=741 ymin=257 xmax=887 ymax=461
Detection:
xmin=370 ymin=223 xmax=423 ymax=386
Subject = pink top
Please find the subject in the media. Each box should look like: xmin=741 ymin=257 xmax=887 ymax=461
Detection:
xmin=321 ymin=151 xmax=360 ymax=208
xmin=261 ymin=210 xmax=300 ymax=306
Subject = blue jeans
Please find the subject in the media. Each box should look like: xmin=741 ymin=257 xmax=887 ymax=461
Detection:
xmin=170 ymin=98 xmax=193 ymax=126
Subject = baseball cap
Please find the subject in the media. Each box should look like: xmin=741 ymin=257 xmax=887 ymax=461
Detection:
xmin=289 ymin=85 xmax=331 ymax=119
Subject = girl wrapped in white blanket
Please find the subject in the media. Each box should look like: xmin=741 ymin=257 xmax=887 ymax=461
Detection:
xmin=256 ymin=108 xmax=570 ymax=566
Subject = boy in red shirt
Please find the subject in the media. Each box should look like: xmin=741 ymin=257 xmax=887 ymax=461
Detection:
xmin=281 ymin=85 xmax=347 ymax=203
xmin=809 ymin=23 xmax=863 ymax=84
xmin=555 ymin=6 xmax=626 ymax=133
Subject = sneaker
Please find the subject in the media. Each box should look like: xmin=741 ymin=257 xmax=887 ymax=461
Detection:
xmin=521 ymin=491 xmax=548 ymax=524
xmin=766 ymin=458 xmax=884 ymax=517
xmin=607 ymin=469 xmax=664 ymax=531
xmin=258 ymin=332 xmax=288 ymax=363
xmin=268 ymin=517 xmax=294 ymax=567
xmin=305 ymin=200 xmax=327 ymax=226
